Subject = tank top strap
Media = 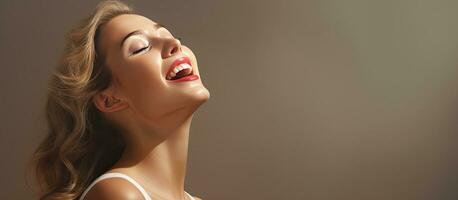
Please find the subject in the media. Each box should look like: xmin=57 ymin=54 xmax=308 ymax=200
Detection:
xmin=79 ymin=172 xmax=152 ymax=200
xmin=80 ymin=172 xmax=196 ymax=200
xmin=185 ymin=191 xmax=197 ymax=200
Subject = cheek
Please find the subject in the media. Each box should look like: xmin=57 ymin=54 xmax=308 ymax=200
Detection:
xmin=182 ymin=45 xmax=196 ymax=61
xmin=116 ymin=57 xmax=169 ymax=115
xmin=120 ymin=58 xmax=162 ymax=87
xmin=181 ymin=46 xmax=200 ymax=72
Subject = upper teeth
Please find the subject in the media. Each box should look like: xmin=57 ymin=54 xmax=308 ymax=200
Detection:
xmin=168 ymin=63 xmax=192 ymax=79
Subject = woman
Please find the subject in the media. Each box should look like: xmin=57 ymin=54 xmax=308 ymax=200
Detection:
xmin=30 ymin=0 xmax=209 ymax=199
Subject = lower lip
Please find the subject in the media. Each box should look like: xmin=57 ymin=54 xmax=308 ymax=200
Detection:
xmin=168 ymin=74 xmax=199 ymax=82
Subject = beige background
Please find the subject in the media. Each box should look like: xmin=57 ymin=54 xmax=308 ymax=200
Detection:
xmin=1 ymin=0 xmax=457 ymax=199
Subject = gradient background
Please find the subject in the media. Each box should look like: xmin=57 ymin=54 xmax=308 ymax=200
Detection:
xmin=1 ymin=0 xmax=457 ymax=199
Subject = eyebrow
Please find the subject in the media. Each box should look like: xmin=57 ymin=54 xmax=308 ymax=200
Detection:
xmin=120 ymin=23 xmax=164 ymax=48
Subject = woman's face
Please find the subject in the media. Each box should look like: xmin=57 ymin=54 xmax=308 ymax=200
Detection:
xmin=96 ymin=14 xmax=210 ymax=128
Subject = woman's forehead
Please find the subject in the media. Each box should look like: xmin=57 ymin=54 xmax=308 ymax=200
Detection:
xmin=105 ymin=14 xmax=157 ymax=36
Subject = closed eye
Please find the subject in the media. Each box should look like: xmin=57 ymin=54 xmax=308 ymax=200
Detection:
xmin=129 ymin=35 xmax=181 ymax=56
xmin=131 ymin=45 xmax=150 ymax=55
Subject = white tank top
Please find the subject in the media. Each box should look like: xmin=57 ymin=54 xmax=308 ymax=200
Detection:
xmin=79 ymin=172 xmax=196 ymax=200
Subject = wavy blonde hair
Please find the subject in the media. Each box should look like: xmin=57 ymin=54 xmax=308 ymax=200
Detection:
xmin=28 ymin=1 xmax=135 ymax=199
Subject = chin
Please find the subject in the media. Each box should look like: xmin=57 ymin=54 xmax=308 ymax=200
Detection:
xmin=191 ymin=87 xmax=211 ymax=104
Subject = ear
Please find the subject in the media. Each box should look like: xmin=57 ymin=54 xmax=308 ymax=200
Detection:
xmin=93 ymin=87 xmax=129 ymax=113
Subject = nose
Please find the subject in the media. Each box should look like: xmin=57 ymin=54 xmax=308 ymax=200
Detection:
xmin=161 ymin=37 xmax=182 ymax=59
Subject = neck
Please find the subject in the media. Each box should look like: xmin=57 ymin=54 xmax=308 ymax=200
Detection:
xmin=112 ymin=110 xmax=194 ymax=200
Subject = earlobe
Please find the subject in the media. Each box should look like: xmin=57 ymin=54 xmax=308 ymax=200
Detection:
xmin=93 ymin=92 xmax=128 ymax=113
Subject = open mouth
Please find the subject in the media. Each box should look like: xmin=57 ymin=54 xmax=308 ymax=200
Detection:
xmin=166 ymin=57 xmax=195 ymax=81
xmin=166 ymin=63 xmax=194 ymax=80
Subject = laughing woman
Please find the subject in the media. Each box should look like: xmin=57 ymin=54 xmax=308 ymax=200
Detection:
xmin=30 ymin=1 xmax=209 ymax=199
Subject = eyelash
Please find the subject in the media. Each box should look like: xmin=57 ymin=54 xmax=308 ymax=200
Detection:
xmin=130 ymin=36 xmax=182 ymax=55
xmin=132 ymin=45 xmax=150 ymax=55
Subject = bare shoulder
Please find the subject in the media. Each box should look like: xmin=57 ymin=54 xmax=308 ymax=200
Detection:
xmin=83 ymin=178 xmax=144 ymax=200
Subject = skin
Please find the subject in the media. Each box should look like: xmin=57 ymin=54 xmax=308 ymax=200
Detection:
xmin=85 ymin=14 xmax=209 ymax=200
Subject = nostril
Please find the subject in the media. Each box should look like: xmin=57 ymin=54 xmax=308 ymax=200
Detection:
xmin=162 ymin=38 xmax=182 ymax=58
xmin=170 ymin=46 xmax=179 ymax=54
